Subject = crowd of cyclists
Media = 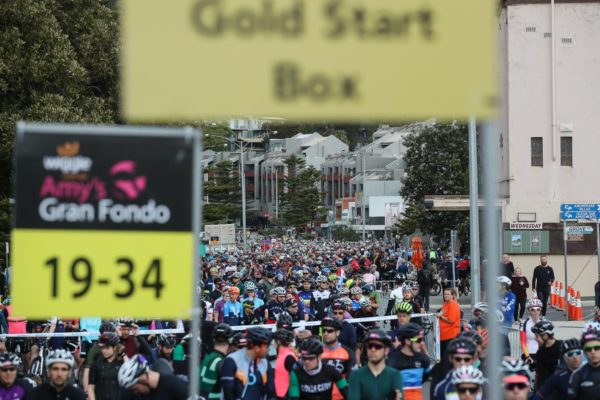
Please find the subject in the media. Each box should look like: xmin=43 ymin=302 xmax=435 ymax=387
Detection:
xmin=0 ymin=237 xmax=599 ymax=399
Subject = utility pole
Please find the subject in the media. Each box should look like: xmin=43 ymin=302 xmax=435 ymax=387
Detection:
xmin=239 ymin=141 xmax=247 ymax=250
xmin=362 ymin=151 xmax=366 ymax=240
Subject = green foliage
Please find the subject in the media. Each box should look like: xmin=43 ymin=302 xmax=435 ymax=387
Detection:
xmin=395 ymin=122 xmax=470 ymax=242
xmin=203 ymin=123 xmax=236 ymax=151
xmin=333 ymin=226 xmax=361 ymax=241
xmin=203 ymin=161 xmax=241 ymax=224
xmin=279 ymin=155 xmax=322 ymax=227
xmin=0 ymin=0 xmax=119 ymax=238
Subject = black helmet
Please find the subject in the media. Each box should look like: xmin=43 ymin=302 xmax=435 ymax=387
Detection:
xmin=231 ymin=333 xmax=248 ymax=348
xmin=361 ymin=284 xmax=375 ymax=295
xmin=276 ymin=312 xmax=294 ymax=330
xmin=300 ymin=339 xmax=323 ymax=356
xmin=363 ymin=328 xmax=392 ymax=347
xmin=396 ymin=323 xmax=424 ymax=341
xmin=321 ymin=316 xmax=342 ymax=331
xmin=531 ymin=320 xmax=554 ymax=336
xmin=158 ymin=334 xmax=177 ymax=348
xmin=273 ymin=329 xmax=294 ymax=345
xmin=459 ymin=330 xmax=483 ymax=346
xmin=246 ymin=328 xmax=272 ymax=345
xmin=447 ymin=338 xmax=477 ymax=356
xmin=99 ymin=321 xmax=116 ymax=334
xmin=581 ymin=328 xmax=600 ymax=345
xmin=98 ymin=332 xmax=120 ymax=347
xmin=213 ymin=324 xmax=234 ymax=343
xmin=561 ymin=338 xmax=581 ymax=354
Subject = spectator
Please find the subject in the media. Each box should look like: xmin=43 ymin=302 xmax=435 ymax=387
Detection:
xmin=511 ymin=267 xmax=529 ymax=322
xmin=531 ymin=255 xmax=555 ymax=317
xmin=501 ymin=254 xmax=515 ymax=278
xmin=437 ymin=289 xmax=461 ymax=355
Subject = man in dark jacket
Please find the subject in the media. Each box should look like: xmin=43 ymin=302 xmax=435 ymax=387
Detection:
xmin=532 ymin=255 xmax=555 ymax=316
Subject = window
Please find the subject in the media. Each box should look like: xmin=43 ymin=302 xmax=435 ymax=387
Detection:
xmin=531 ymin=137 xmax=543 ymax=167
xmin=561 ymin=136 xmax=573 ymax=166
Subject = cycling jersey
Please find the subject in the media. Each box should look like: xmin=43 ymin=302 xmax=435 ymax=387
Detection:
xmin=347 ymin=365 xmax=403 ymax=400
xmin=298 ymin=291 xmax=313 ymax=317
xmin=311 ymin=289 xmax=331 ymax=320
xmin=266 ymin=300 xmax=286 ymax=323
xmin=498 ymin=291 xmax=516 ymax=326
xmin=387 ymin=351 xmax=431 ymax=400
xmin=323 ymin=343 xmax=356 ymax=400
xmin=535 ymin=367 xmax=573 ymax=400
xmin=200 ymin=350 xmax=226 ymax=400
xmin=222 ymin=301 xmax=243 ymax=326
xmin=520 ymin=317 xmax=542 ymax=357
xmin=0 ymin=378 xmax=34 ymax=400
xmin=567 ymin=363 xmax=600 ymax=400
xmin=288 ymin=362 xmax=348 ymax=400
xmin=221 ymin=348 xmax=274 ymax=400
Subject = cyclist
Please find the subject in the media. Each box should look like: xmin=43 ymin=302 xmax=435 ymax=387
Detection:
xmin=497 ymin=276 xmax=517 ymax=327
xmin=150 ymin=334 xmax=176 ymax=374
xmin=221 ymin=327 xmax=275 ymax=400
xmin=387 ymin=323 xmax=431 ymax=400
xmin=321 ymin=316 xmax=356 ymax=400
xmin=532 ymin=320 xmax=561 ymax=389
xmin=88 ymin=332 xmax=125 ymax=400
xmin=331 ymin=301 xmax=357 ymax=351
xmin=568 ymin=328 xmax=600 ymax=400
xmin=273 ymin=329 xmax=297 ymax=400
xmin=200 ymin=323 xmax=234 ymax=400
xmin=520 ymin=298 xmax=544 ymax=366
xmin=312 ymin=276 xmax=332 ymax=321
xmin=288 ymin=339 xmax=348 ymax=400
xmin=534 ymin=338 xmax=583 ymax=400
xmin=27 ymin=349 xmax=86 ymax=400
xmin=450 ymin=365 xmax=485 ymax=400
xmin=0 ymin=352 xmax=34 ymax=399
xmin=501 ymin=359 xmax=532 ymax=400
xmin=433 ymin=337 xmax=479 ymax=400
xmin=119 ymin=354 xmax=187 ymax=400
xmin=265 ymin=287 xmax=288 ymax=323
xmin=347 ymin=329 xmax=403 ymax=400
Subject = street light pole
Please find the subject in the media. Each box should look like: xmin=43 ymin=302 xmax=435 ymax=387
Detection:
xmin=239 ymin=142 xmax=247 ymax=250
xmin=362 ymin=152 xmax=366 ymax=240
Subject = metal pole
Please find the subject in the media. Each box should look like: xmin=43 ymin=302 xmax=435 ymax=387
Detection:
xmin=468 ymin=116 xmax=481 ymax=304
xmin=451 ymin=230 xmax=457 ymax=290
xmin=275 ymin=165 xmax=279 ymax=219
xmin=596 ymin=222 xmax=600 ymax=280
xmin=362 ymin=152 xmax=366 ymax=240
xmin=482 ymin=121 xmax=501 ymax=400
xmin=239 ymin=143 xmax=247 ymax=250
xmin=563 ymin=219 xmax=569 ymax=321
xmin=189 ymin=127 xmax=202 ymax=399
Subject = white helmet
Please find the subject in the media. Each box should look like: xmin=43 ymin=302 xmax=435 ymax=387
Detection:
xmin=118 ymin=355 xmax=149 ymax=388
xmin=497 ymin=276 xmax=512 ymax=286
xmin=45 ymin=349 xmax=75 ymax=369
xmin=526 ymin=298 xmax=543 ymax=309
xmin=451 ymin=365 xmax=484 ymax=386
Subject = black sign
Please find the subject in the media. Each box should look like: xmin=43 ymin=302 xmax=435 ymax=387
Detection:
xmin=15 ymin=127 xmax=194 ymax=231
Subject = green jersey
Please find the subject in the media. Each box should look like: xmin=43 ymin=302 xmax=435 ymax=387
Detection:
xmin=348 ymin=365 xmax=403 ymax=400
xmin=200 ymin=350 xmax=226 ymax=399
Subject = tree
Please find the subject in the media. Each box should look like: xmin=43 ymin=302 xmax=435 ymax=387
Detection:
xmin=203 ymin=161 xmax=241 ymax=224
xmin=0 ymin=0 xmax=119 ymax=243
xmin=203 ymin=122 xmax=236 ymax=152
xmin=280 ymin=155 xmax=322 ymax=227
xmin=395 ymin=122 xmax=470 ymax=243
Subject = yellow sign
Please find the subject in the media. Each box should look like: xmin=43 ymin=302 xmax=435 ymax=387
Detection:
xmin=12 ymin=229 xmax=194 ymax=318
xmin=122 ymin=0 xmax=497 ymax=121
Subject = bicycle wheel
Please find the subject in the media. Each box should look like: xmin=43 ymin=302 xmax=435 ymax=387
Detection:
xmin=429 ymin=282 xmax=441 ymax=296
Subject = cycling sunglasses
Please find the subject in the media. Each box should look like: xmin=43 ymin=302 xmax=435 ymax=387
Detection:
xmin=565 ymin=349 xmax=583 ymax=357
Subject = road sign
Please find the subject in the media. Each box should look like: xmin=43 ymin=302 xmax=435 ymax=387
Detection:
xmin=560 ymin=211 xmax=600 ymax=221
xmin=12 ymin=123 xmax=199 ymax=318
xmin=122 ymin=0 xmax=497 ymax=121
xmin=566 ymin=226 xmax=594 ymax=235
xmin=561 ymin=203 xmax=600 ymax=212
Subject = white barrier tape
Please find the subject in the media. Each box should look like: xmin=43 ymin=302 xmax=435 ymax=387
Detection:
xmin=229 ymin=313 xmax=435 ymax=331
xmin=0 ymin=328 xmax=184 ymax=338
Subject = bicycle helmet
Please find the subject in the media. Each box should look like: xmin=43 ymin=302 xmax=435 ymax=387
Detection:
xmin=99 ymin=321 xmax=116 ymax=334
xmin=273 ymin=329 xmax=294 ymax=344
xmin=231 ymin=272 xmax=241 ymax=279
xmin=227 ymin=286 xmax=240 ymax=295
xmin=273 ymin=287 xmax=286 ymax=296
xmin=582 ymin=321 xmax=600 ymax=333
xmin=451 ymin=365 xmax=484 ymax=386
xmin=328 ymin=274 xmax=338 ymax=282
xmin=338 ymin=287 xmax=350 ymax=296
xmin=98 ymin=332 xmax=120 ymax=347
xmin=531 ymin=320 xmax=554 ymax=336
xmin=500 ymin=359 xmax=531 ymax=381
xmin=359 ymin=298 xmax=372 ymax=308
xmin=395 ymin=274 xmax=405 ymax=283
xmin=157 ymin=334 xmax=177 ymax=348
xmin=497 ymin=276 xmax=512 ymax=287
xmin=526 ymin=298 xmax=543 ymax=309
xmin=45 ymin=349 xmax=75 ymax=369
xmin=231 ymin=333 xmax=248 ymax=348
xmin=321 ymin=316 xmax=342 ymax=330
xmin=276 ymin=312 xmax=294 ymax=330
xmin=411 ymin=281 xmax=420 ymax=290
xmin=394 ymin=301 xmax=413 ymax=315
xmin=180 ymin=334 xmax=201 ymax=354
xmin=247 ymin=327 xmax=273 ymax=345
xmin=581 ymin=328 xmax=600 ymax=345
xmin=472 ymin=302 xmax=488 ymax=314
xmin=244 ymin=281 xmax=257 ymax=291
xmin=316 ymin=275 xmax=328 ymax=284
xmin=0 ymin=353 xmax=21 ymax=368
xmin=459 ymin=330 xmax=483 ymax=346
xmin=300 ymin=339 xmax=323 ymax=356
xmin=322 ymin=268 xmax=331 ymax=275
xmin=363 ymin=328 xmax=392 ymax=347
xmin=396 ymin=323 xmax=424 ymax=341
xmin=561 ymin=338 xmax=581 ymax=354
xmin=213 ymin=323 xmax=234 ymax=343
xmin=340 ymin=298 xmax=353 ymax=308
xmin=350 ymin=286 xmax=362 ymax=296
xmin=447 ymin=338 xmax=477 ymax=356
xmin=361 ymin=284 xmax=374 ymax=295
xmin=402 ymin=282 xmax=414 ymax=293
xmin=118 ymin=355 xmax=149 ymax=388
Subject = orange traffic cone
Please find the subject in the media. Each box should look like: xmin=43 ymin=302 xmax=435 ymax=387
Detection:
xmin=559 ymin=282 xmax=566 ymax=309
xmin=575 ymin=291 xmax=583 ymax=321
xmin=551 ymin=281 xmax=558 ymax=306
xmin=567 ymin=287 xmax=572 ymax=319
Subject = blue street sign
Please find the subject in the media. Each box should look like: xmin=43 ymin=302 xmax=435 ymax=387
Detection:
xmin=560 ymin=211 xmax=600 ymax=221
xmin=560 ymin=203 xmax=600 ymax=212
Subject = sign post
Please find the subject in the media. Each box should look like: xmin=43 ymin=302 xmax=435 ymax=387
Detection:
xmin=12 ymin=123 xmax=200 ymax=319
